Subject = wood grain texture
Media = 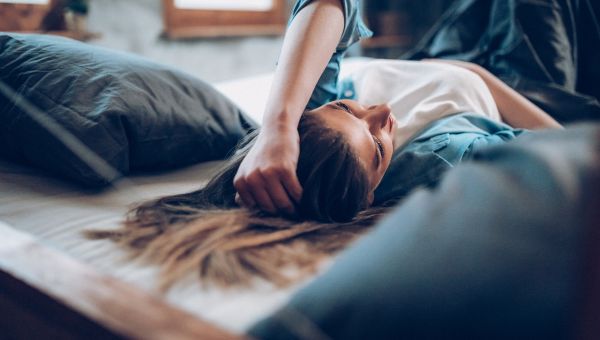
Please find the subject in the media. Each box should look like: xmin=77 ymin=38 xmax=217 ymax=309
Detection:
xmin=0 ymin=222 xmax=240 ymax=340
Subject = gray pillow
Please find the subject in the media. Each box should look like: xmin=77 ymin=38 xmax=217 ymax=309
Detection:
xmin=0 ymin=33 xmax=256 ymax=188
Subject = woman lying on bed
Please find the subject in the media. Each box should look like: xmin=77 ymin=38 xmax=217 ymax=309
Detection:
xmin=233 ymin=0 xmax=563 ymax=215
xmin=92 ymin=0 xmax=566 ymax=288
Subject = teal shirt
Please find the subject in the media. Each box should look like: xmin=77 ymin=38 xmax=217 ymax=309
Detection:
xmin=288 ymin=0 xmax=372 ymax=109
xmin=373 ymin=113 xmax=528 ymax=204
xmin=287 ymin=1 xmax=527 ymax=205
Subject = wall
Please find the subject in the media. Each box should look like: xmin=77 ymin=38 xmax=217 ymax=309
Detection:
xmin=86 ymin=0 xmax=285 ymax=83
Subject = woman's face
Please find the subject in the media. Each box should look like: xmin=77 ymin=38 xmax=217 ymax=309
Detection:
xmin=308 ymin=99 xmax=396 ymax=199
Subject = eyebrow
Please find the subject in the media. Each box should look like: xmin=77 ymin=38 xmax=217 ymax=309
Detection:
xmin=328 ymin=103 xmax=381 ymax=169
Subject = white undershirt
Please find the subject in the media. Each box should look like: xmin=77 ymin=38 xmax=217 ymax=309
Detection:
xmin=348 ymin=60 xmax=501 ymax=147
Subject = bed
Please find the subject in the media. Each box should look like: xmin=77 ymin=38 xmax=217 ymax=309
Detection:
xmin=0 ymin=61 xmax=292 ymax=340
xmin=1 ymin=33 xmax=599 ymax=339
xmin=0 ymin=31 xmax=374 ymax=338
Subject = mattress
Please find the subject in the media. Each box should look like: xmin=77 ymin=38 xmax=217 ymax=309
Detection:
xmin=0 ymin=157 xmax=309 ymax=333
xmin=0 ymin=58 xmax=371 ymax=332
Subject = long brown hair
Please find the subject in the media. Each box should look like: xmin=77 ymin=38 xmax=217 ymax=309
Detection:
xmin=88 ymin=112 xmax=389 ymax=289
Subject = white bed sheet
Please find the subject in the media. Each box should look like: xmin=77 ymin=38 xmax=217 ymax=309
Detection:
xmin=0 ymin=158 xmax=314 ymax=332
xmin=0 ymin=58 xmax=371 ymax=332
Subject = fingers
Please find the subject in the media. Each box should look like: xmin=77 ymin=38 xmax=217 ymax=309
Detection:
xmin=262 ymin=172 xmax=297 ymax=215
xmin=234 ymin=173 xmax=259 ymax=209
xmin=246 ymin=175 xmax=278 ymax=213
xmin=234 ymin=173 xmax=277 ymax=213
xmin=280 ymin=170 xmax=303 ymax=204
xmin=234 ymin=170 xmax=302 ymax=215
xmin=234 ymin=187 xmax=255 ymax=208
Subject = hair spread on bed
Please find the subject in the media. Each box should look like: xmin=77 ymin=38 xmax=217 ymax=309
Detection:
xmin=87 ymin=112 xmax=389 ymax=289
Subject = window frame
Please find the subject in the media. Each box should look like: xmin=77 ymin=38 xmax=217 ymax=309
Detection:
xmin=162 ymin=0 xmax=287 ymax=39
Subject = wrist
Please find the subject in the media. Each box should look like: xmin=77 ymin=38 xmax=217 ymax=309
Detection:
xmin=262 ymin=109 xmax=301 ymax=132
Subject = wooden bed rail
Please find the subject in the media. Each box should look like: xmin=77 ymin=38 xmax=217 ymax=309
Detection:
xmin=0 ymin=222 xmax=240 ymax=340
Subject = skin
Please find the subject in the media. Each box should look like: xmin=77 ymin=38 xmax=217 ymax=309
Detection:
xmin=233 ymin=0 xmax=344 ymax=215
xmin=234 ymin=0 xmax=562 ymax=216
xmin=423 ymin=59 xmax=563 ymax=130
xmin=308 ymin=100 xmax=396 ymax=203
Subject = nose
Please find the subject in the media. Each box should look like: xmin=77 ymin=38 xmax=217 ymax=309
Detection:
xmin=365 ymin=103 xmax=392 ymax=130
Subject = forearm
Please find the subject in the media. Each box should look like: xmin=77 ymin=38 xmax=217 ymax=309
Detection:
xmin=261 ymin=0 xmax=344 ymax=131
xmin=473 ymin=66 xmax=562 ymax=130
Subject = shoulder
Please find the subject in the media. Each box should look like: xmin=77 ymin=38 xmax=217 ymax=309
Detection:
xmin=289 ymin=0 xmax=372 ymax=50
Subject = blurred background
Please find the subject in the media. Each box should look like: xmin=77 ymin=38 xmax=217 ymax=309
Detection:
xmin=0 ymin=0 xmax=454 ymax=83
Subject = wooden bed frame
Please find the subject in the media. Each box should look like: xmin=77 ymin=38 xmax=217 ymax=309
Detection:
xmin=0 ymin=222 xmax=240 ymax=339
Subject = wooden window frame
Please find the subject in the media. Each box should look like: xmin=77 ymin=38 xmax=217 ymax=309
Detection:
xmin=0 ymin=0 xmax=54 ymax=32
xmin=0 ymin=0 xmax=98 ymax=40
xmin=162 ymin=0 xmax=288 ymax=39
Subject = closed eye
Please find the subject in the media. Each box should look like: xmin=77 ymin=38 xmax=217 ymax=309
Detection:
xmin=335 ymin=101 xmax=353 ymax=115
xmin=335 ymin=101 xmax=384 ymax=167
xmin=374 ymin=136 xmax=384 ymax=162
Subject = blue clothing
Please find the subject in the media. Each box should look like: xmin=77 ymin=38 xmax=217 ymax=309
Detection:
xmin=288 ymin=0 xmax=372 ymax=109
xmin=288 ymin=1 xmax=528 ymax=204
xmin=373 ymin=113 xmax=528 ymax=204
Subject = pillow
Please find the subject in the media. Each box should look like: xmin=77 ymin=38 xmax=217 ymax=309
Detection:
xmin=0 ymin=33 xmax=256 ymax=188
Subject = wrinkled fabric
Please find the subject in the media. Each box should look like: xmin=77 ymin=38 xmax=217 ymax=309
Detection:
xmin=373 ymin=112 xmax=527 ymax=204
xmin=405 ymin=0 xmax=600 ymax=123
xmin=0 ymin=33 xmax=255 ymax=187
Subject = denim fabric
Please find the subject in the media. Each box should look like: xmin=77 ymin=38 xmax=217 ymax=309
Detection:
xmin=373 ymin=113 xmax=527 ymax=205
xmin=288 ymin=0 xmax=372 ymax=109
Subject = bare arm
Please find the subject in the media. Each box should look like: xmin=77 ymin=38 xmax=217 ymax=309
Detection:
xmin=263 ymin=0 xmax=344 ymax=129
xmin=472 ymin=65 xmax=563 ymax=129
xmin=424 ymin=59 xmax=563 ymax=130
xmin=233 ymin=0 xmax=344 ymax=214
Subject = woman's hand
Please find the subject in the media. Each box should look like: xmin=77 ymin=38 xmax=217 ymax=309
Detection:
xmin=233 ymin=0 xmax=344 ymax=215
xmin=233 ymin=126 xmax=303 ymax=215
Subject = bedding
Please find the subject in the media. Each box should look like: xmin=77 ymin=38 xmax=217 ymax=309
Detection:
xmin=0 ymin=158 xmax=302 ymax=333
xmin=0 ymin=57 xmax=281 ymax=333
xmin=0 ymin=33 xmax=256 ymax=188
xmin=0 ymin=52 xmax=378 ymax=332
xmin=3 ymin=32 xmax=594 ymax=336
xmin=0 ymin=54 xmax=312 ymax=332
xmin=0 ymin=56 xmax=375 ymax=332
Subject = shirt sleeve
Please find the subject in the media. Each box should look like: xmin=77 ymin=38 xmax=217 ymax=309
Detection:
xmin=287 ymin=0 xmax=372 ymax=109
xmin=372 ymin=113 xmax=528 ymax=204
xmin=415 ymin=113 xmax=528 ymax=165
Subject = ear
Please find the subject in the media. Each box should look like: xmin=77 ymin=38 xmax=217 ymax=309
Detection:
xmin=367 ymin=191 xmax=374 ymax=206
